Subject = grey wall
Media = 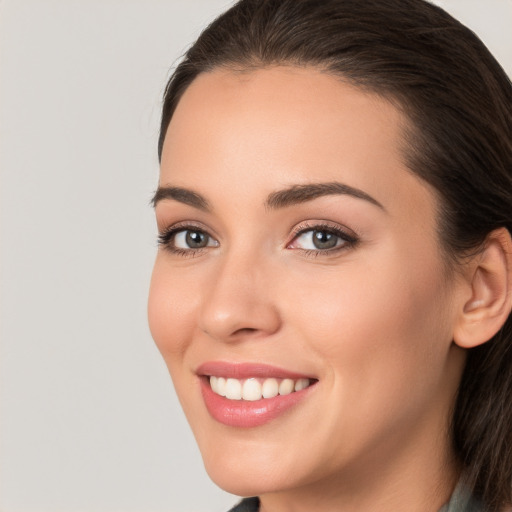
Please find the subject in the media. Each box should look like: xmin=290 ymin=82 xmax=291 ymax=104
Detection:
xmin=0 ymin=1 xmax=510 ymax=511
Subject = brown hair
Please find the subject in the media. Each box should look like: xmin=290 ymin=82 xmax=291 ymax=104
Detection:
xmin=158 ymin=1 xmax=512 ymax=509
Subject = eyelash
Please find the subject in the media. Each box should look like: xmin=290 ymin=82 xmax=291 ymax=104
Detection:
xmin=157 ymin=221 xmax=359 ymax=257
xmin=158 ymin=222 xmax=214 ymax=258
xmin=288 ymin=222 xmax=359 ymax=257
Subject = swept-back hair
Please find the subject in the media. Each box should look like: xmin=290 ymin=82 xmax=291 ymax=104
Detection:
xmin=158 ymin=1 xmax=512 ymax=509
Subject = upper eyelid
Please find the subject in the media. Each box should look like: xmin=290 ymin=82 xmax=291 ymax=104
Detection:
xmin=158 ymin=220 xmax=216 ymax=237
xmin=157 ymin=219 xmax=359 ymax=247
xmin=290 ymin=220 xmax=358 ymax=238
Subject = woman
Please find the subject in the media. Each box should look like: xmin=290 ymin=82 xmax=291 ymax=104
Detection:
xmin=148 ymin=0 xmax=512 ymax=510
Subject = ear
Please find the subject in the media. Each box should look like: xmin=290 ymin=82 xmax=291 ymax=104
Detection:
xmin=453 ymin=227 xmax=512 ymax=349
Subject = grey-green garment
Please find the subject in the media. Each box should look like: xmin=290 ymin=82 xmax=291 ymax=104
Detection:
xmin=439 ymin=480 xmax=485 ymax=512
xmin=227 ymin=481 xmax=484 ymax=512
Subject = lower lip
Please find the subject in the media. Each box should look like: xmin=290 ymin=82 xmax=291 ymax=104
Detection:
xmin=200 ymin=378 xmax=316 ymax=428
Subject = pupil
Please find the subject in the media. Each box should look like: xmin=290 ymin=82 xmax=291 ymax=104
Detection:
xmin=186 ymin=230 xmax=207 ymax=248
xmin=313 ymin=230 xmax=337 ymax=249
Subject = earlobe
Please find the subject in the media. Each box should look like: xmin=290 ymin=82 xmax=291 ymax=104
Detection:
xmin=453 ymin=227 xmax=512 ymax=349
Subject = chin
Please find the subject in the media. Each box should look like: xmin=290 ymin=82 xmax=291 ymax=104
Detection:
xmin=204 ymin=457 xmax=291 ymax=497
xmin=197 ymin=430 xmax=304 ymax=497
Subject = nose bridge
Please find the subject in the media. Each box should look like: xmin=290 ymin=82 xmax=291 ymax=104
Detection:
xmin=198 ymin=244 xmax=281 ymax=342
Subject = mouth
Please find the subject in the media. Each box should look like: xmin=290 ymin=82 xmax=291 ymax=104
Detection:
xmin=208 ymin=376 xmax=313 ymax=401
xmin=196 ymin=362 xmax=318 ymax=427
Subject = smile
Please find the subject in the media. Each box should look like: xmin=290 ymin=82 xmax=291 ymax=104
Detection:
xmin=209 ymin=376 xmax=312 ymax=401
xmin=197 ymin=362 xmax=318 ymax=427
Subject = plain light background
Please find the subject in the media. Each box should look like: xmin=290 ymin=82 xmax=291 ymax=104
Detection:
xmin=0 ymin=1 xmax=510 ymax=511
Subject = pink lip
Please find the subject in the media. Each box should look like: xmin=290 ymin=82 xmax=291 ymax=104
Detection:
xmin=196 ymin=361 xmax=314 ymax=380
xmin=197 ymin=361 xmax=317 ymax=428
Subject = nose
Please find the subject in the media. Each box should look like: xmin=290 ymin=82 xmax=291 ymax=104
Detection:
xmin=198 ymin=251 xmax=282 ymax=343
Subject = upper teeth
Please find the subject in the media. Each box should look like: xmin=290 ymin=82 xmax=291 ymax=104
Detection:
xmin=209 ymin=376 xmax=311 ymax=401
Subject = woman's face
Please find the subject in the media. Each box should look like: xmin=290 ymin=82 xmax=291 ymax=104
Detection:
xmin=149 ymin=67 xmax=465 ymax=498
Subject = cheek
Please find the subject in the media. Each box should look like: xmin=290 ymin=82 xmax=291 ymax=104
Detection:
xmin=148 ymin=257 xmax=199 ymax=361
xmin=288 ymin=250 xmax=454 ymax=406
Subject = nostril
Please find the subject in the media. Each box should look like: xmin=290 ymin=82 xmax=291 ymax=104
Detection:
xmin=235 ymin=327 xmax=258 ymax=334
xmin=232 ymin=327 xmax=258 ymax=336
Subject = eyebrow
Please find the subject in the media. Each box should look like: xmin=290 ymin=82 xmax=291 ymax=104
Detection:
xmin=265 ymin=182 xmax=385 ymax=210
xmin=151 ymin=186 xmax=210 ymax=211
xmin=151 ymin=181 xmax=384 ymax=211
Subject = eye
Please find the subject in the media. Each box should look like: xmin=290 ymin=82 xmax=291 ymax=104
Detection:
xmin=288 ymin=223 xmax=358 ymax=252
xmin=158 ymin=225 xmax=219 ymax=254
xmin=174 ymin=229 xmax=215 ymax=249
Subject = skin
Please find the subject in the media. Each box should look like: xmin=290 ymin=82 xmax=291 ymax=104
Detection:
xmin=148 ymin=67 xmax=470 ymax=512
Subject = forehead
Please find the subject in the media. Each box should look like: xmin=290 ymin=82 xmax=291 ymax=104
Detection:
xmin=164 ymin=66 xmax=407 ymax=158
xmin=162 ymin=66 xmax=406 ymax=176
xmin=160 ymin=66 xmax=434 ymax=222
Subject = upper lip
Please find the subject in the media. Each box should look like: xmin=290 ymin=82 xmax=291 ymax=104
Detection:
xmin=196 ymin=361 xmax=316 ymax=380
